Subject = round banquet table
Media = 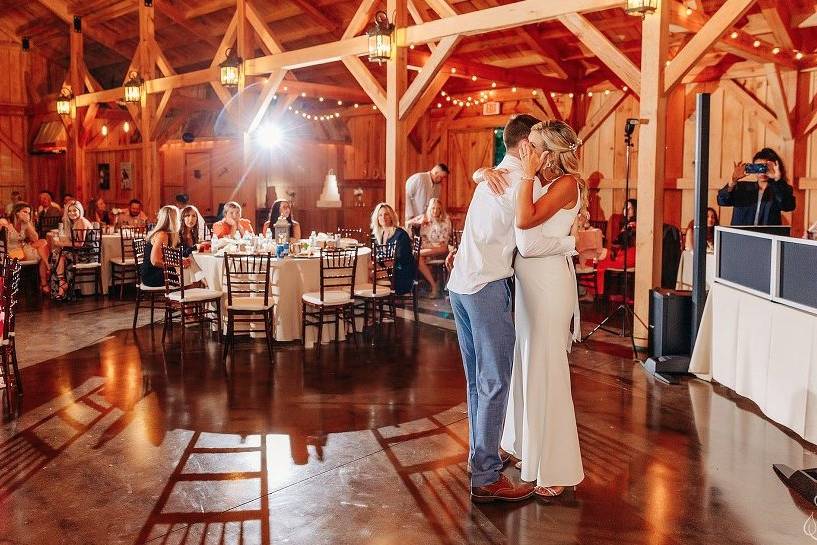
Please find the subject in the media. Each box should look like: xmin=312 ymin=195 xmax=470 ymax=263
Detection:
xmin=191 ymin=247 xmax=371 ymax=348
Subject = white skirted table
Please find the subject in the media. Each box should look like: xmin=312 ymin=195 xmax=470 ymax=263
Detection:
xmin=191 ymin=247 xmax=371 ymax=348
xmin=690 ymin=227 xmax=817 ymax=445
xmin=675 ymin=250 xmax=715 ymax=291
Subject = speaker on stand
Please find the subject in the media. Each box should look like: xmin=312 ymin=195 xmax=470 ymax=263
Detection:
xmin=643 ymin=93 xmax=710 ymax=384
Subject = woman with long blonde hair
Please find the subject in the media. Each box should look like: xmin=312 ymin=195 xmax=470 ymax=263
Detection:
xmin=370 ymin=202 xmax=416 ymax=295
xmin=500 ymin=119 xmax=586 ymax=499
xmin=406 ymin=197 xmax=452 ymax=297
xmin=142 ymin=205 xmax=183 ymax=287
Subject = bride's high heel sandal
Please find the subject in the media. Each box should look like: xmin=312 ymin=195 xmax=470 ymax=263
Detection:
xmin=534 ymin=486 xmax=565 ymax=498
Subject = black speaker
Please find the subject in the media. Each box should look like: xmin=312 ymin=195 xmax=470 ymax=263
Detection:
xmin=648 ymin=289 xmax=692 ymax=358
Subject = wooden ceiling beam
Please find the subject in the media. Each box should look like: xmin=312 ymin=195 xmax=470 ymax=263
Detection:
xmin=342 ymin=56 xmax=387 ymax=112
xmin=757 ymin=0 xmax=797 ymax=50
xmin=404 ymin=71 xmax=449 ymax=133
xmin=408 ymin=51 xmax=574 ymax=93
xmin=664 ymin=0 xmax=757 ymax=93
xmin=517 ymin=27 xmax=569 ymax=79
xmin=721 ymin=78 xmax=781 ymax=134
xmin=557 ymin=13 xmax=640 ymax=95
xmin=186 ymin=0 xmax=235 ymax=19
xmin=289 ymin=0 xmax=337 ymax=33
xmin=36 ymin=0 xmax=134 ymax=60
xmin=154 ymin=0 xmax=222 ymax=49
xmin=400 ymin=34 xmax=460 ymax=118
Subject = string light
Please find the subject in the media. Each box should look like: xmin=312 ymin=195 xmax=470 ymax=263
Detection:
xmin=568 ymin=92 xmax=574 ymax=98
xmin=337 ymin=100 xmax=343 ymax=106
xmin=354 ymin=103 xmax=359 ymax=108
xmin=587 ymin=91 xmax=593 ymax=97
xmin=409 ymin=44 xmax=415 ymax=50
xmin=772 ymin=47 xmax=780 ymax=55
xmin=604 ymin=89 xmax=611 ymax=95
xmin=319 ymin=97 xmax=324 ymax=102
xmin=532 ymin=90 xmax=538 ymax=96
xmin=471 ymin=75 xmax=477 ymax=81
xmin=441 ymin=91 xmax=447 ymax=96
xmin=301 ymin=91 xmax=307 ymax=97
xmin=491 ymin=81 xmax=497 ymax=88
xmin=686 ymin=7 xmax=692 ymax=15
xmin=753 ymin=40 xmax=761 ymax=47
xmin=730 ymin=31 xmax=738 ymax=39
xmin=101 ymin=125 xmax=108 ymax=136
xmin=796 ymin=51 xmax=804 ymax=60
xmin=622 ymin=86 xmax=628 ymax=92
xmin=511 ymin=87 xmax=517 ymax=93
xmin=550 ymin=92 xmax=556 ymax=98
xmin=450 ymin=68 xmax=457 ymax=74
xmin=437 ymin=103 xmax=442 ymax=108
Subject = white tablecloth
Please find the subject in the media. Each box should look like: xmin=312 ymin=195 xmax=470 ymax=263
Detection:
xmin=675 ymin=250 xmax=715 ymax=290
xmin=690 ymin=282 xmax=817 ymax=444
xmin=192 ymin=247 xmax=371 ymax=348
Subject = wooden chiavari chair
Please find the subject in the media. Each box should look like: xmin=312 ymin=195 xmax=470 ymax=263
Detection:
xmin=354 ymin=241 xmax=396 ymax=332
xmin=0 ymin=258 xmax=22 ymax=396
xmin=36 ymin=214 xmax=61 ymax=239
xmin=67 ymin=227 xmax=103 ymax=297
xmin=111 ymin=226 xmax=145 ymax=299
xmin=131 ymin=238 xmax=166 ymax=329
xmin=301 ymin=247 xmax=359 ymax=349
xmin=222 ymin=253 xmax=275 ymax=364
xmin=161 ymin=246 xmax=223 ymax=353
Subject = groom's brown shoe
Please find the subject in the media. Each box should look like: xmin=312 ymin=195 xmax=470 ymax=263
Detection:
xmin=471 ymin=474 xmax=535 ymax=503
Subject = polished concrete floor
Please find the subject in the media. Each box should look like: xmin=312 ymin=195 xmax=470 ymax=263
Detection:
xmin=2 ymin=297 xmax=817 ymax=544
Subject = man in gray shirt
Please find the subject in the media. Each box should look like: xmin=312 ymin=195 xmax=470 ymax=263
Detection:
xmin=404 ymin=163 xmax=448 ymax=221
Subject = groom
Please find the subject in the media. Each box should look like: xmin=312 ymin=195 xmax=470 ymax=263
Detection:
xmin=446 ymin=114 xmax=575 ymax=503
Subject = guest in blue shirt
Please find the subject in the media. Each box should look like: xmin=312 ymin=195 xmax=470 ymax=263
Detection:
xmin=370 ymin=202 xmax=416 ymax=295
xmin=717 ymin=148 xmax=795 ymax=226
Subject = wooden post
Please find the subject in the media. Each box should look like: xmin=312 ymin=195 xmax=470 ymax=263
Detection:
xmin=236 ymin=0 xmax=257 ymax=223
xmin=139 ymin=2 xmax=159 ymax=215
xmin=67 ymin=23 xmax=87 ymax=203
xmin=386 ymin=0 xmax=408 ymax=218
xmin=633 ymin=0 xmax=671 ymax=346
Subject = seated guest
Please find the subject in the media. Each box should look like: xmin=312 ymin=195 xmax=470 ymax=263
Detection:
xmin=5 ymin=190 xmax=22 ymax=217
xmin=35 ymin=190 xmax=61 ymax=224
xmin=87 ymin=196 xmax=113 ymax=226
xmin=50 ymin=201 xmax=95 ymax=299
xmin=175 ymin=193 xmax=189 ymax=208
xmin=0 ymin=202 xmax=51 ymax=293
xmin=116 ymin=199 xmax=149 ymax=229
xmin=262 ymin=199 xmax=301 ymax=240
xmin=595 ymin=199 xmax=637 ymax=295
xmin=178 ymin=205 xmax=209 ymax=256
xmin=63 ymin=193 xmax=75 ymax=208
xmin=142 ymin=205 xmax=188 ymax=288
xmin=371 ymin=202 xmax=416 ymax=296
xmin=684 ymin=207 xmax=719 ymax=251
xmin=212 ymin=201 xmax=254 ymax=238
xmin=717 ymin=148 xmax=795 ymax=226
xmin=406 ymin=197 xmax=451 ymax=298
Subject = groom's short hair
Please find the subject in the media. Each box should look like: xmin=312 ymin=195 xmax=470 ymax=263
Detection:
xmin=503 ymin=114 xmax=541 ymax=150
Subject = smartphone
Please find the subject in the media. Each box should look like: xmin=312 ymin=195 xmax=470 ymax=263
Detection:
xmin=744 ymin=163 xmax=768 ymax=174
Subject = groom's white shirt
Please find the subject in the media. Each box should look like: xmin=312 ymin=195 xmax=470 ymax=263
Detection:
xmin=447 ymin=154 xmax=575 ymax=295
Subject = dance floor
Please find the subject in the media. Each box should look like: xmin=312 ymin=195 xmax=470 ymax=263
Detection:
xmin=2 ymin=298 xmax=816 ymax=544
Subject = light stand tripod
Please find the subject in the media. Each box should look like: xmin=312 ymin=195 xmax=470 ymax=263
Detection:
xmin=582 ymin=118 xmax=647 ymax=356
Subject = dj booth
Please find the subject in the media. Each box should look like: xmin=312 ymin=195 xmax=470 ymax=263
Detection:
xmin=690 ymin=226 xmax=817 ymax=444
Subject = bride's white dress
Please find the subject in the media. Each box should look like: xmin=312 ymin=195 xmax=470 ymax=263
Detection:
xmin=500 ymin=177 xmax=585 ymax=487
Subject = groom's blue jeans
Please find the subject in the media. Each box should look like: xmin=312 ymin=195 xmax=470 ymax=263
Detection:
xmin=449 ymin=278 xmax=515 ymax=487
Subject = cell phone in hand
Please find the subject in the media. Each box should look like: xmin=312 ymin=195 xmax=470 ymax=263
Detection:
xmin=744 ymin=163 xmax=768 ymax=174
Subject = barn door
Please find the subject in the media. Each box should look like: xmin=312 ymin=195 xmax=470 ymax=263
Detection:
xmin=184 ymin=152 xmax=213 ymax=215
xmin=446 ymin=129 xmax=494 ymax=221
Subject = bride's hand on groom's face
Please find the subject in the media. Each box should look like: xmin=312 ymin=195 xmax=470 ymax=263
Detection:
xmin=519 ymin=141 xmax=546 ymax=179
xmin=484 ymin=168 xmax=510 ymax=196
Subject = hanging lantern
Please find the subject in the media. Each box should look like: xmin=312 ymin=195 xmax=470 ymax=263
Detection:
xmin=56 ymin=86 xmax=73 ymax=116
xmin=625 ymin=0 xmax=658 ymax=17
xmin=123 ymin=71 xmax=143 ymax=103
xmin=219 ymin=47 xmax=242 ymax=87
xmin=123 ymin=121 xmax=130 ymax=133
xmin=366 ymin=11 xmax=394 ymax=64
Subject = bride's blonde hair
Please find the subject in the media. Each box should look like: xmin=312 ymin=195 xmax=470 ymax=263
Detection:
xmin=528 ymin=120 xmax=589 ymax=222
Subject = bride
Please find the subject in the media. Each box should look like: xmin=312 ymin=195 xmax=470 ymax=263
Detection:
xmin=501 ymin=120 xmax=586 ymax=498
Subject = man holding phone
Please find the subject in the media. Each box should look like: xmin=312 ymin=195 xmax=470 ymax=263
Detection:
xmin=717 ymin=147 xmax=796 ymax=226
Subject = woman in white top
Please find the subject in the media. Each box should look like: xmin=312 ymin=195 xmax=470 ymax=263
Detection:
xmin=406 ymin=197 xmax=451 ymax=298
xmin=500 ymin=120 xmax=587 ymax=499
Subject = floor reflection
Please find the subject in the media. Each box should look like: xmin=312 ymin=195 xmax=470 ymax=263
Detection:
xmin=2 ymin=307 xmax=817 ymax=544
